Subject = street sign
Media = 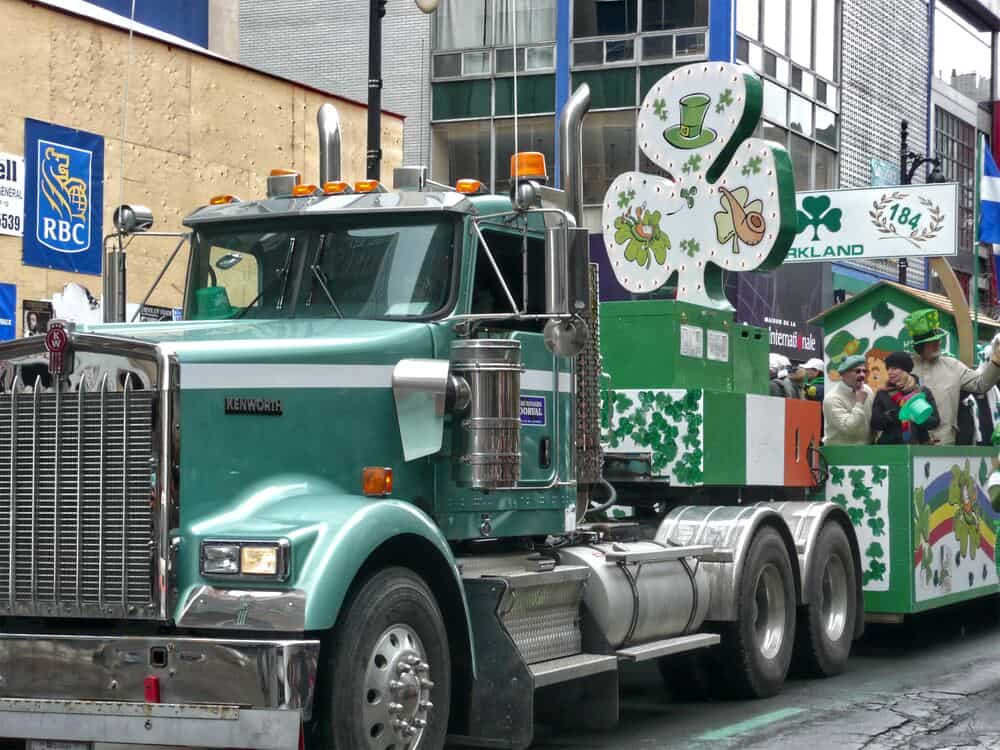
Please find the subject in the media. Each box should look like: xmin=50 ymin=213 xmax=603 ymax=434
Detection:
xmin=869 ymin=157 xmax=898 ymax=187
xmin=785 ymin=183 xmax=959 ymax=263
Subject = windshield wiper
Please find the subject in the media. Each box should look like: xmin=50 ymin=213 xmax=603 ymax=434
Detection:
xmin=233 ymin=236 xmax=298 ymax=319
xmin=305 ymin=232 xmax=344 ymax=319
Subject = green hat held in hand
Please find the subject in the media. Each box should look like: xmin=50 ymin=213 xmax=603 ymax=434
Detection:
xmin=904 ymin=308 xmax=947 ymax=347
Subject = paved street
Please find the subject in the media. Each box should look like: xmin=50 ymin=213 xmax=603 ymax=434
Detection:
xmin=517 ymin=600 xmax=1000 ymax=750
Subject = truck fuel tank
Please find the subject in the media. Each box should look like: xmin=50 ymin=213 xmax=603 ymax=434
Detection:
xmin=557 ymin=541 xmax=710 ymax=649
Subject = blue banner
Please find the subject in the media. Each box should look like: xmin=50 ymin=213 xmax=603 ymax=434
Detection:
xmin=0 ymin=283 xmax=14 ymax=341
xmin=24 ymin=119 xmax=104 ymax=275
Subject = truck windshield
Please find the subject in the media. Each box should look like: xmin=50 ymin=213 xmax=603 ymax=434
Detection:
xmin=185 ymin=215 xmax=457 ymax=320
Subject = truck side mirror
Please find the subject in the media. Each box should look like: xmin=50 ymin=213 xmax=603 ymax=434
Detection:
xmin=543 ymin=224 xmax=591 ymax=357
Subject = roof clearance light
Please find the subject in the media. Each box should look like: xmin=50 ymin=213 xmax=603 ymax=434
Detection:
xmin=354 ymin=180 xmax=381 ymax=193
xmin=322 ymin=181 xmax=352 ymax=195
xmin=209 ymin=194 xmax=239 ymax=205
xmin=455 ymin=179 xmax=485 ymax=194
xmin=362 ymin=466 xmax=393 ymax=497
xmin=510 ymin=152 xmax=548 ymax=182
xmin=269 ymin=168 xmax=301 ymax=183
xmin=291 ymin=183 xmax=319 ymax=197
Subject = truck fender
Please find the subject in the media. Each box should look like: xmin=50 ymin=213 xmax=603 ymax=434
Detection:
xmin=655 ymin=505 xmax=801 ymax=622
xmin=765 ymin=501 xmax=865 ymax=639
xmin=182 ymin=475 xmax=475 ymax=677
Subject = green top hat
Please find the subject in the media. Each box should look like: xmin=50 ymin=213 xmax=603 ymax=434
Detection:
xmin=827 ymin=329 xmax=869 ymax=366
xmin=664 ymin=93 xmax=718 ymax=149
xmin=903 ymin=308 xmax=947 ymax=347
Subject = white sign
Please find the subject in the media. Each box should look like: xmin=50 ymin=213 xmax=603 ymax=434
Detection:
xmin=785 ymin=183 xmax=958 ymax=263
xmin=707 ymin=329 xmax=729 ymax=362
xmin=0 ymin=153 xmax=24 ymax=237
xmin=680 ymin=324 xmax=704 ymax=358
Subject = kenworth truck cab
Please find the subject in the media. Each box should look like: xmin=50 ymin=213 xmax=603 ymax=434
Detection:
xmin=0 ymin=64 xmax=863 ymax=750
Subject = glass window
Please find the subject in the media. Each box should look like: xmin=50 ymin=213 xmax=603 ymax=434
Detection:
xmin=935 ymin=107 xmax=977 ymax=270
xmin=582 ymin=109 xmax=637 ymax=205
xmin=434 ymin=0 xmax=491 ymax=50
xmin=815 ymin=79 xmax=827 ymax=105
xmin=763 ymin=50 xmax=777 ymax=76
xmin=763 ymin=80 xmax=787 ymax=125
xmin=496 ymin=47 xmax=523 ymax=73
xmin=762 ymin=0 xmax=787 ymax=54
xmin=495 ymin=0 xmax=558 ymax=45
xmin=790 ymin=65 xmax=803 ymax=90
xmin=607 ymin=38 xmax=636 ymax=61
xmin=574 ymin=40 xmax=605 ymax=65
xmin=814 ymin=0 xmax=836 ymax=81
xmin=431 ymin=120 xmax=492 ymax=187
xmin=800 ymin=69 xmax=814 ymax=98
xmin=736 ymin=35 xmax=750 ymax=63
xmin=814 ymin=145 xmax=837 ymax=189
xmin=789 ymin=132 xmax=812 ymax=188
xmin=527 ymin=46 xmax=556 ymax=70
xmin=934 ymin=4 xmax=993 ymax=104
xmin=644 ymin=34 xmax=674 ymax=60
xmin=642 ymin=0 xmax=708 ymax=32
xmin=675 ymin=32 xmax=706 ymax=56
xmin=763 ymin=121 xmax=786 ymax=145
xmin=776 ymin=57 xmax=789 ymax=85
xmin=748 ymin=40 xmax=763 ymax=70
xmin=495 ymin=74 xmax=557 ymax=114
xmin=463 ymin=51 xmax=491 ymax=75
xmin=434 ymin=53 xmax=462 ymax=78
xmin=495 ymin=116 xmax=556 ymax=194
xmin=736 ymin=0 xmax=759 ymax=39
xmin=789 ymin=94 xmax=813 ymax=136
xmin=815 ymin=107 xmax=837 ymax=147
xmin=432 ymin=80 xmax=492 ymax=119
xmin=574 ymin=0 xmax=638 ymax=37
xmin=789 ymin=0 xmax=813 ymax=68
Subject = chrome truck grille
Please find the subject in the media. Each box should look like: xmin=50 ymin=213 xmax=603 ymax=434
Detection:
xmin=0 ymin=333 xmax=169 ymax=621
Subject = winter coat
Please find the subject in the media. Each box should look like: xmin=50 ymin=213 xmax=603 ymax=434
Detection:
xmin=823 ymin=380 xmax=875 ymax=445
xmin=870 ymin=378 xmax=940 ymax=445
xmin=805 ymin=376 xmax=825 ymax=401
xmin=911 ymin=356 xmax=1000 ymax=445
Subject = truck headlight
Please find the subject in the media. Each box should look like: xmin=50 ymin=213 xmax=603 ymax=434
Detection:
xmin=200 ymin=540 xmax=289 ymax=580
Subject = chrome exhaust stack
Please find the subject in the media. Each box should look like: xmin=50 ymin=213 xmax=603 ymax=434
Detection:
xmin=318 ymin=103 xmax=342 ymax=185
xmin=558 ymin=84 xmax=591 ymax=225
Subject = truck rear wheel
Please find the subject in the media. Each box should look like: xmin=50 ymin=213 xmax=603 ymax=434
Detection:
xmin=721 ymin=526 xmax=796 ymax=699
xmin=794 ymin=522 xmax=857 ymax=677
xmin=321 ymin=567 xmax=451 ymax=750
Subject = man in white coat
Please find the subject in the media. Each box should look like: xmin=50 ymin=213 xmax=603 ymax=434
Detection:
xmin=905 ymin=309 xmax=1000 ymax=445
xmin=823 ymin=354 xmax=874 ymax=445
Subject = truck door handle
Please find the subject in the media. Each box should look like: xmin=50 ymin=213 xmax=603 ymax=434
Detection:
xmin=540 ymin=437 xmax=552 ymax=469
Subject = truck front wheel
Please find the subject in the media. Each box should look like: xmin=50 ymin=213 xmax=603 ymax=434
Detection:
xmin=721 ymin=526 xmax=796 ymax=699
xmin=321 ymin=567 xmax=451 ymax=750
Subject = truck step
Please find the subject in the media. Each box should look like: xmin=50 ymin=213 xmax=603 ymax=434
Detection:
xmin=530 ymin=653 xmax=619 ymax=688
xmin=615 ymin=632 xmax=721 ymax=663
xmin=604 ymin=544 xmax=713 ymax=564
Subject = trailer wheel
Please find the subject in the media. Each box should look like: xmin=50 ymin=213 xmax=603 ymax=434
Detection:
xmin=320 ymin=567 xmax=451 ymax=750
xmin=794 ymin=522 xmax=857 ymax=677
xmin=722 ymin=526 xmax=796 ymax=699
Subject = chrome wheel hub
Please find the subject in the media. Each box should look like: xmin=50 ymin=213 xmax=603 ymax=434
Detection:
xmin=751 ymin=563 xmax=786 ymax=660
xmin=819 ymin=553 xmax=849 ymax=642
xmin=363 ymin=624 xmax=434 ymax=749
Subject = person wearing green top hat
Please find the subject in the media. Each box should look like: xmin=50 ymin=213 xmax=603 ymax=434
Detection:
xmin=823 ymin=354 xmax=874 ymax=445
xmin=906 ymin=308 xmax=1000 ymax=445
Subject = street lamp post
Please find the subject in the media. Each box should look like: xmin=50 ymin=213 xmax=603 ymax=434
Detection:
xmin=367 ymin=0 xmax=439 ymax=181
xmin=898 ymin=119 xmax=947 ymax=286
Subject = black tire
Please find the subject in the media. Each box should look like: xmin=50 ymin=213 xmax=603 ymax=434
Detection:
xmin=319 ymin=566 xmax=451 ymax=750
xmin=794 ymin=523 xmax=858 ymax=677
xmin=719 ymin=526 xmax=797 ymax=699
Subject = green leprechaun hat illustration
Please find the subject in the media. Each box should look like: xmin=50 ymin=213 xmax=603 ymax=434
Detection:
xmin=827 ymin=329 xmax=869 ymax=368
xmin=664 ymin=93 xmax=718 ymax=149
xmin=903 ymin=308 xmax=947 ymax=348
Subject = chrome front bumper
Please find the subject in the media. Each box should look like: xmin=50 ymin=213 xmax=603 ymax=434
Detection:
xmin=0 ymin=633 xmax=320 ymax=748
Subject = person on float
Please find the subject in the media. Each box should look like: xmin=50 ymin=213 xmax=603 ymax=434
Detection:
xmin=787 ymin=362 xmax=806 ymax=399
xmin=870 ymin=351 xmax=940 ymax=445
xmin=905 ymin=309 xmax=1000 ymax=445
xmin=823 ymin=354 xmax=874 ymax=445
xmin=803 ymin=357 xmax=826 ymax=401
xmin=769 ymin=353 xmax=795 ymax=398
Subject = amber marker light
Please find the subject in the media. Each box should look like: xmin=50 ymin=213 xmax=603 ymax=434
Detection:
xmin=209 ymin=194 xmax=239 ymax=205
xmin=354 ymin=180 xmax=381 ymax=193
xmin=510 ymin=151 xmax=548 ymax=182
xmin=362 ymin=467 xmax=394 ymax=497
xmin=455 ymin=179 xmax=486 ymax=194
xmin=292 ymin=183 xmax=319 ymax=197
xmin=323 ymin=181 xmax=352 ymax=194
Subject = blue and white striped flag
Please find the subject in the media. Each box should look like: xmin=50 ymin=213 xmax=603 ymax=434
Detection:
xmin=980 ymin=142 xmax=1000 ymax=244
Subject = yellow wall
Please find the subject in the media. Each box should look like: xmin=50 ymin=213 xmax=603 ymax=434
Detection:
xmin=0 ymin=0 xmax=403 ymax=335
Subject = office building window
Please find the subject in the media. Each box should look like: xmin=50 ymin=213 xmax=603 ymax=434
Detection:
xmin=935 ymin=107 xmax=976 ymax=265
xmin=582 ymin=110 xmax=637 ymax=205
xmin=431 ymin=120 xmax=492 ymax=188
xmin=434 ymin=0 xmax=491 ymax=50
xmin=495 ymin=0 xmax=558 ymax=44
xmin=574 ymin=0 xmax=638 ymax=37
xmin=934 ymin=3 xmax=994 ymax=105
xmin=641 ymin=0 xmax=708 ymax=32
xmin=495 ymin=116 xmax=557 ymax=194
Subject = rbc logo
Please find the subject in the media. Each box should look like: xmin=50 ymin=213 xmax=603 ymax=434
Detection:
xmin=36 ymin=139 xmax=91 ymax=253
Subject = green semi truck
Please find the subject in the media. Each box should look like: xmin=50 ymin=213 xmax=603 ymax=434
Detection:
xmin=0 ymin=64 xmax=868 ymax=750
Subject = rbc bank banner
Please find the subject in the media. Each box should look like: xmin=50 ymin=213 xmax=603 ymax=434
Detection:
xmin=24 ymin=119 xmax=104 ymax=275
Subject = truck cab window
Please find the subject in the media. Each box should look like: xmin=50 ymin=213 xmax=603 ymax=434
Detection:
xmin=471 ymin=228 xmax=546 ymax=330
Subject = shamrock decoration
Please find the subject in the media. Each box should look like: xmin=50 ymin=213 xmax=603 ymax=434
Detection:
xmin=796 ymin=194 xmax=843 ymax=242
xmin=948 ymin=461 xmax=981 ymax=560
xmin=617 ymin=189 xmax=636 ymax=209
xmin=613 ymin=204 xmax=671 ymax=269
xmin=602 ymin=63 xmax=796 ymax=307
xmin=871 ymin=301 xmax=894 ymax=328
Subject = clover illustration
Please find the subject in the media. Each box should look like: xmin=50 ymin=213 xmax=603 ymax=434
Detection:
xmin=797 ymin=194 xmax=843 ymax=242
xmin=602 ymin=63 xmax=796 ymax=308
xmin=949 ymin=461 xmax=981 ymax=560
